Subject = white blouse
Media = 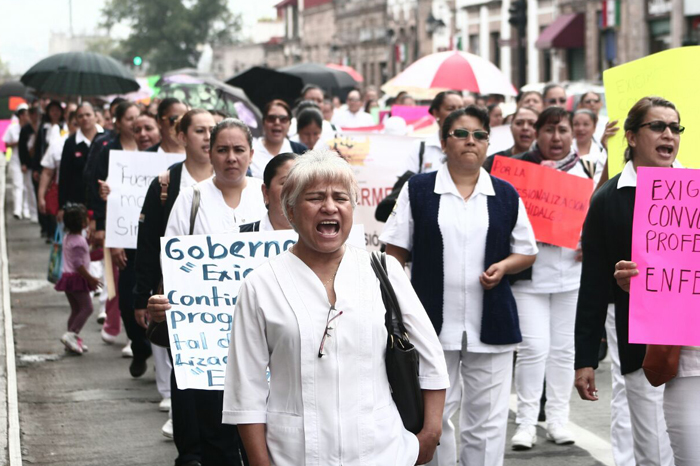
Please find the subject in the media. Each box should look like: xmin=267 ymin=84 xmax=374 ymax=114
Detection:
xmin=250 ymin=137 xmax=294 ymax=180
xmin=380 ymin=165 xmax=538 ymax=353
xmin=165 ymin=177 xmax=266 ymax=236
xmin=223 ymin=245 xmax=449 ymax=466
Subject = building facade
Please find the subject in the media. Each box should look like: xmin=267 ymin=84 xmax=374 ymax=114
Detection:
xmin=302 ymin=0 xmax=336 ymax=64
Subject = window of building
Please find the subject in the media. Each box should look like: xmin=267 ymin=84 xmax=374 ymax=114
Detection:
xmin=649 ymin=19 xmax=671 ymax=53
xmin=567 ymin=48 xmax=586 ymax=81
xmin=469 ymin=34 xmax=479 ymax=55
xmin=490 ymin=32 xmax=501 ymax=67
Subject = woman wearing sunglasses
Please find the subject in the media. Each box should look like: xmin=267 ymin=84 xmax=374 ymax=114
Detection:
xmin=577 ymin=97 xmax=684 ymax=466
xmin=222 ymin=149 xmax=448 ymax=466
xmin=381 ymin=105 xmax=538 ymax=466
xmin=250 ymin=99 xmax=307 ymax=179
xmin=153 ymin=97 xmax=188 ymax=153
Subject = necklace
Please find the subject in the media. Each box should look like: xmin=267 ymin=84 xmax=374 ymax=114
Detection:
xmin=291 ymin=245 xmax=340 ymax=287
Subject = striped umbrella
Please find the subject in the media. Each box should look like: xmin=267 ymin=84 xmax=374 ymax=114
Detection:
xmin=21 ymin=52 xmax=139 ymax=96
xmin=382 ymin=50 xmax=517 ymax=97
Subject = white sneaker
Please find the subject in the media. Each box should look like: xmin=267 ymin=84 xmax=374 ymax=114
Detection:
xmin=121 ymin=341 xmax=133 ymax=358
xmin=101 ymin=328 xmax=117 ymax=344
xmin=96 ymin=311 xmax=107 ymax=325
xmin=546 ymin=423 xmax=575 ymax=445
xmin=159 ymin=397 xmax=171 ymax=412
xmin=161 ymin=419 xmax=173 ymax=439
xmin=511 ymin=424 xmax=537 ymax=450
xmin=61 ymin=332 xmax=83 ymax=355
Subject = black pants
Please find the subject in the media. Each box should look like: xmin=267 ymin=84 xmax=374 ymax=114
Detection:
xmin=170 ymin=354 xmax=202 ymax=465
xmin=193 ymin=390 xmax=248 ymax=466
xmin=31 ymin=172 xmax=55 ymax=237
xmin=118 ymin=248 xmax=151 ymax=361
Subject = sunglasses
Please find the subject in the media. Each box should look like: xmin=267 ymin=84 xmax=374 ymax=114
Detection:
xmin=162 ymin=115 xmax=181 ymax=125
xmin=448 ymin=129 xmax=489 ymax=141
xmin=547 ymin=98 xmax=567 ymax=105
xmin=581 ymin=99 xmax=600 ymax=105
xmin=264 ymin=114 xmax=290 ymax=124
xmin=639 ymin=121 xmax=685 ymax=135
xmin=318 ymin=306 xmax=343 ymax=358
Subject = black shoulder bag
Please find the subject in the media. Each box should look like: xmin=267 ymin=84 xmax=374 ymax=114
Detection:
xmin=370 ymin=251 xmax=424 ymax=434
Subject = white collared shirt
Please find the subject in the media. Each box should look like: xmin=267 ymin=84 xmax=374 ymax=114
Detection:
xmin=250 ymin=137 xmax=293 ymax=179
xmin=401 ymin=132 xmax=446 ymax=174
xmin=380 ymin=164 xmax=538 ymax=352
xmin=75 ymin=124 xmax=104 ymax=146
xmin=331 ymin=108 xmax=375 ymax=129
xmin=617 ymin=159 xmax=683 ymax=189
xmin=165 ymin=177 xmax=266 ymax=236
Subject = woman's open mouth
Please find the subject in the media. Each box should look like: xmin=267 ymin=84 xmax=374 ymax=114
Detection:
xmin=316 ymin=220 xmax=340 ymax=237
xmin=656 ymin=144 xmax=674 ymax=158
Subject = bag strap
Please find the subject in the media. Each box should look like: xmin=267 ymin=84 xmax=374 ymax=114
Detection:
xmin=370 ymin=251 xmax=408 ymax=338
xmin=158 ymin=170 xmax=171 ymax=206
xmin=418 ymin=141 xmax=425 ymax=174
xmin=189 ymin=185 xmax=201 ymax=236
xmin=579 ymin=159 xmax=596 ymax=179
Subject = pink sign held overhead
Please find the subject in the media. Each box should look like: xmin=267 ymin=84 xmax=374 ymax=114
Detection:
xmin=629 ymin=166 xmax=700 ymax=345
xmin=390 ymin=105 xmax=434 ymax=124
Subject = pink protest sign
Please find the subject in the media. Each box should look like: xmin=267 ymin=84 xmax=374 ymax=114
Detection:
xmin=390 ymin=105 xmax=434 ymax=124
xmin=0 ymin=120 xmax=10 ymax=153
xmin=629 ymin=166 xmax=700 ymax=345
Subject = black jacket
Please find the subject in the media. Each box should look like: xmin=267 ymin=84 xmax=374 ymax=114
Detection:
xmin=58 ymin=132 xmax=97 ymax=208
xmin=290 ymin=140 xmax=308 ymax=155
xmin=133 ymin=162 xmax=184 ymax=310
xmin=89 ymin=137 xmax=122 ymax=230
xmin=575 ymin=174 xmax=644 ymax=375
xmin=18 ymin=124 xmax=35 ymax=168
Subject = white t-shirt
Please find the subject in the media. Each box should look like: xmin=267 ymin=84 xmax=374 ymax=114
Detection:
xmin=40 ymin=125 xmax=68 ymax=174
xmin=250 ymin=138 xmax=294 ymax=180
xmin=2 ymin=123 xmax=20 ymax=147
xmin=165 ymin=177 xmax=266 ymax=236
xmin=380 ymin=165 xmax=538 ymax=352
xmin=331 ymin=108 xmax=375 ymax=129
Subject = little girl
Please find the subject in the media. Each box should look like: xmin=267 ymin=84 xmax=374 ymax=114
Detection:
xmin=54 ymin=204 xmax=101 ymax=354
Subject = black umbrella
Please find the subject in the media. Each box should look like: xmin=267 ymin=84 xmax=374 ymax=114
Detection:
xmin=279 ymin=63 xmax=358 ymax=100
xmin=21 ymin=52 xmax=139 ymax=96
xmin=227 ymin=67 xmax=303 ymax=112
xmin=0 ymin=81 xmax=34 ymax=119
xmin=0 ymin=81 xmax=29 ymax=98
xmin=157 ymin=74 xmax=264 ymax=137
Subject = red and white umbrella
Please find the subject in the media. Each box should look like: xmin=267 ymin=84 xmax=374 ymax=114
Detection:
xmin=382 ymin=50 xmax=517 ymax=97
xmin=325 ymin=63 xmax=364 ymax=83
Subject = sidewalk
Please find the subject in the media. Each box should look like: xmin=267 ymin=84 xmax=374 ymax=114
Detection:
xmin=4 ymin=180 xmax=173 ymax=465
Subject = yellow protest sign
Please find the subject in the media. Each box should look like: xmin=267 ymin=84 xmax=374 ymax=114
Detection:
xmin=603 ymin=46 xmax=700 ymax=178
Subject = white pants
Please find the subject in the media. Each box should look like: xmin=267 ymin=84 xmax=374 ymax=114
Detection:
xmin=605 ymin=304 xmax=635 ymax=466
xmin=513 ymin=289 xmax=577 ymax=426
xmin=664 ymin=376 xmax=700 ymax=466
xmin=624 ymin=369 xmax=674 ymax=466
xmin=153 ymin=345 xmax=172 ymax=399
xmin=428 ymin=343 xmax=513 ymax=466
xmin=9 ymin=153 xmax=36 ymax=220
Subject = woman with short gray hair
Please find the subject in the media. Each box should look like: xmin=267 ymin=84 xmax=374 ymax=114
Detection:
xmin=223 ymin=148 xmax=449 ymax=465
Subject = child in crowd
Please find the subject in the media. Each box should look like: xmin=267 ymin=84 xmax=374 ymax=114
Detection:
xmin=55 ymin=204 xmax=101 ymax=354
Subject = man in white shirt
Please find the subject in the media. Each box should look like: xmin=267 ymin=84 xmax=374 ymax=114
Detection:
xmin=3 ymin=104 xmax=31 ymax=219
xmin=331 ymin=90 xmax=375 ymax=128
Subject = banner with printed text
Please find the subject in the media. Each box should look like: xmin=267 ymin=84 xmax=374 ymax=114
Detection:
xmin=629 ymin=167 xmax=700 ymax=345
xmin=162 ymin=227 xmax=366 ymax=390
xmin=106 ymin=150 xmax=185 ymax=249
xmin=326 ymin=133 xmax=416 ymax=250
xmin=491 ymin=156 xmax=594 ymax=249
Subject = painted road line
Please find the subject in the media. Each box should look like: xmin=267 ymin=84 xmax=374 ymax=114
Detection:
xmin=509 ymin=394 xmax=614 ymax=466
xmin=1 ymin=158 xmax=22 ymax=465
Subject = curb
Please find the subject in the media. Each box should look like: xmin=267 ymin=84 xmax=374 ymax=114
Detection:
xmin=0 ymin=158 xmax=22 ymax=465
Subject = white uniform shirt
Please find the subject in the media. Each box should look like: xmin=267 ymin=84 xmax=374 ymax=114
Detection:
xmin=380 ymin=165 xmax=538 ymax=352
xmin=512 ymin=160 xmax=596 ymax=295
xmin=178 ymin=163 xmax=201 ymax=191
xmin=250 ymin=137 xmax=293 ymax=180
xmin=165 ymin=177 xmax=266 ymax=236
xmin=40 ymin=125 xmax=68 ymax=173
xmin=331 ymin=108 xmax=375 ymax=128
xmin=401 ymin=132 xmax=445 ymax=174
xmin=223 ymin=246 xmax=449 ymax=465
xmin=2 ymin=123 xmax=20 ymax=146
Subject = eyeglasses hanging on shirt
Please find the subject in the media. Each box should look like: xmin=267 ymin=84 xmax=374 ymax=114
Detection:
xmin=319 ymin=305 xmax=343 ymax=358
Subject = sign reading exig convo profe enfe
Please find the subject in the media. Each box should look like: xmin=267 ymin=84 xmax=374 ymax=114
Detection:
xmin=629 ymin=167 xmax=700 ymax=345
xmin=105 ymin=150 xmax=185 ymax=249
xmin=161 ymin=227 xmax=366 ymax=390
xmin=491 ymin=156 xmax=594 ymax=249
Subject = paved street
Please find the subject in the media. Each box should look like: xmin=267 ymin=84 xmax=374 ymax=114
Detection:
xmin=4 ymin=187 xmax=616 ymax=466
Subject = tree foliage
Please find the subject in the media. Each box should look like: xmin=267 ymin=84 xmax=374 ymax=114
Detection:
xmin=100 ymin=0 xmax=241 ymax=73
